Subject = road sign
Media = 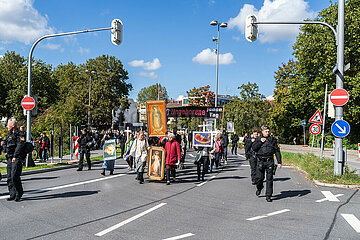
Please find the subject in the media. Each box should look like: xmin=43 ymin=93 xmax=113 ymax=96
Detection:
xmin=329 ymin=89 xmax=349 ymax=106
xmin=309 ymin=110 xmax=323 ymax=125
xmin=301 ymin=121 xmax=306 ymax=126
xmin=21 ymin=96 xmax=36 ymax=110
xmin=310 ymin=124 xmax=321 ymax=135
xmin=331 ymin=120 xmax=350 ymax=138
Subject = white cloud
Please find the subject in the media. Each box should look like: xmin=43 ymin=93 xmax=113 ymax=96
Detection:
xmin=176 ymin=95 xmax=185 ymax=100
xmin=78 ymin=47 xmax=90 ymax=55
xmin=208 ymin=0 xmax=216 ymax=5
xmin=232 ymin=36 xmax=241 ymax=41
xmin=139 ymin=71 xmax=158 ymax=79
xmin=266 ymin=95 xmax=274 ymax=101
xmin=0 ymin=0 xmax=54 ymax=44
xmin=228 ymin=0 xmax=316 ymax=43
xmin=192 ymin=48 xmax=235 ymax=65
xmin=128 ymin=58 xmax=161 ymax=70
xmin=40 ymin=43 xmax=61 ymax=50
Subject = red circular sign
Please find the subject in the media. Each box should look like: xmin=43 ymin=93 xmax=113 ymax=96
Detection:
xmin=330 ymin=89 xmax=349 ymax=106
xmin=310 ymin=124 xmax=321 ymax=135
xmin=21 ymin=96 xmax=36 ymax=110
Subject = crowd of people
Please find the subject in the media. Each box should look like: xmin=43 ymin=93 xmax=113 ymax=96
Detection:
xmin=1 ymin=120 xmax=281 ymax=203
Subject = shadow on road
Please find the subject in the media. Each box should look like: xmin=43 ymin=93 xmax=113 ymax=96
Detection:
xmin=22 ymin=176 xmax=59 ymax=182
xmin=273 ymin=177 xmax=291 ymax=182
xmin=22 ymin=190 xmax=99 ymax=201
xmin=273 ymin=189 xmax=311 ymax=200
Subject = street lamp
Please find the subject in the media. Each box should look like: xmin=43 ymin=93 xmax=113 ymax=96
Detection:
xmin=210 ymin=20 xmax=227 ymax=129
xmin=85 ymin=70 xmax=96 ymax=129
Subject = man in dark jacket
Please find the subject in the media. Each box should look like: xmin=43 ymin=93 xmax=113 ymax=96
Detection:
xmin=252 ymin=126 xmax=282 ymax=202
xmin=231 ymin=132 xmax=239 ymax=155
xmin=118 ymin=131 xmax=126 ymax=158
xmin=77 ymin=128 xmax=93 ymax=171
xmin=1 ymin=120 xmax=25 ymax=202
xmin=244 ymin=131 xmax=259 ymax=185
xmin=221 ymin=130 xmax=229 ymax=163
xmin=38 ymin=133 xmax=50 ymax=162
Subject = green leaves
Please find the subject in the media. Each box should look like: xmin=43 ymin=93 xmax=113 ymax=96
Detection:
xmin=137 ymin=84 xmax=169 ymax=103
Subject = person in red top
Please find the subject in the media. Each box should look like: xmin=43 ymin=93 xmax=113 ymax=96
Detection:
xmin=164 ymin=133 xmax=181 ymax=185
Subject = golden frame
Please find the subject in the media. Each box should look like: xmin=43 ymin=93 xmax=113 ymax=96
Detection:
xmin=146 ymin=100 xmax=167 ymax=137
xmin=147 ymin=146 xmax=165 ymax=180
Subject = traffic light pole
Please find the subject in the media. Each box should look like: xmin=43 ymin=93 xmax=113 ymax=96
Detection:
xmin=26 ymin=27 xmax=112 ymax=167
xmin=252 ymin=0 xmax=345 ymax=175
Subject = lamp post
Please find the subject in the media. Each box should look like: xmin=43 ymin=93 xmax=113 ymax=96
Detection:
xmin=210 ymin=20 xmax=227 ymax=130
xmin=85 ymin=70 xmax=96 ymax=129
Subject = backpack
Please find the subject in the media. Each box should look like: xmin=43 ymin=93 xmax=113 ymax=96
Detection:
xmin=24 ymin=142 xmax=34 ymax=154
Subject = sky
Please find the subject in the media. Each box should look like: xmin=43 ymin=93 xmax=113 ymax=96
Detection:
xmin=0 ymin=0 xmax=332 ymax=101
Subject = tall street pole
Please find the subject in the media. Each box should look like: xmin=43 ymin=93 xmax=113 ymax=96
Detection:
xmin=334 ymin=0 xmax=345 ymax=175
xmin=214 ymin=25 xmax=220 ymax=130
xmin=88 ymin=73 xmax=92 ymax=129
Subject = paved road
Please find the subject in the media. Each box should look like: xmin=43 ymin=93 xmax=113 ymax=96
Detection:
xmin=1 ymin=149 xmax=359 ymax=240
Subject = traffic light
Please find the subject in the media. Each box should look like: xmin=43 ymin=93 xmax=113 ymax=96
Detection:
xmin=111 ymin=19 xmax=123 ymax=45
xmin=245 ymin=14 xmax=258 ymax=42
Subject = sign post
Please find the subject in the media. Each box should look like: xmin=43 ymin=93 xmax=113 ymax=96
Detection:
xmin=310 ymin=124 xmax=321 ymax=152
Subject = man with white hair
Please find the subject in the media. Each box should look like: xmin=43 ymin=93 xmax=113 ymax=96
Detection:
xmin=0 ymin=119 xmax=25 ymax=202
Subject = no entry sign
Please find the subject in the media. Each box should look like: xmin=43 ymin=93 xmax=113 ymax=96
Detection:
xmin=21 ymin=96 xmax=36 ymax=110
xmin=329 ymin=89 xmax=349 ymax=106
xmin=310 ymin=124 xmax=321 ymax=135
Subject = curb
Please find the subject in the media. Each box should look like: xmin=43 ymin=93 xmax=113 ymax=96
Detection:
xmin=285 ymin=164 xmax=360 ymax=189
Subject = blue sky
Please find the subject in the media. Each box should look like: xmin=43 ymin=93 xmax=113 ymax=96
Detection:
xmin=0 ymin=0 xmax=331 ymax=101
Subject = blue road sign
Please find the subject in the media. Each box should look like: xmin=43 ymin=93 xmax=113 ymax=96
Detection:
xmin=301 ymin=121 xmax=306 ymax=126
xmin=331 ymin=120 xmax=350 ymax=138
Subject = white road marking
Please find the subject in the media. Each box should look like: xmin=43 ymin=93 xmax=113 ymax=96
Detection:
xmin=242 ymin=164 xmax=250 ymax=167
xmin=316 ymin=193 xmax=344 ymax=203
xmin=162 ymin=233 xmax=195 ymax=240
xmin=0 ymin=174 xmax=126 ymax=200
xmin=196 ymin=176 xmax=216 ymax=187
xmin=316 ymin=191 xmax=342 ymax=202
xmin=189 ymin=154 xmax=195 ymax=157
xmin=95 ymin=203 xmax=167 ymax=236
xmin=341 ymin=214 xmax=360 ymax=233
xmin=247 ymin=209 xmax=290 ymax=221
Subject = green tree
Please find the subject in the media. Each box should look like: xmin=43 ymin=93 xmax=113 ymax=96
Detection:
xmin=137 ymin=84 xmax=168 ymax=103
xmin=224 ymin=82 xmax=270 ymax=135
xmin=274 ymin=0 xmax=360 ymax=144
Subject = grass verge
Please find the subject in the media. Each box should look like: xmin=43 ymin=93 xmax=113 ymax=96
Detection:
xmin=282 ymin=152 xmax=360 ymax=185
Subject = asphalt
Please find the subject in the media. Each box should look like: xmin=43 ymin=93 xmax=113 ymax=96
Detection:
xmin=0 ymin=149 xmax=359 ymax=240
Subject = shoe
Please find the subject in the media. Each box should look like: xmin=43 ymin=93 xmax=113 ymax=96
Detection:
xmin=252 ymin=181 xmax=256 ymax=185
xmin=256 ymin=189 xmax=261 ymax=196
xmin=197 ymin=177 xmax=201 ymax=182
xmin=110 ymin=171 xmax=114 ymax=175
xmin=166 ymin=181 xmax=170 ymax=185
xmin=76 ymin=168 xmax=82 ymax=171
xmin=88 ymin=167 xmax=91 ymax=170
xmin=266 ymin=197 xmax=272 ymax=202
xmin=101 ymin=172 xmax=105 ymax=176
xmin=7 ymin=197 xmax=15 ymax=201
xmin=15 ymin=197 xmax=21 ymax=202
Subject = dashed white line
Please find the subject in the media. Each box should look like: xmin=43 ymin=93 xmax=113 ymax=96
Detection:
xmin=189 ymin=154 xmax=195 ymax=157
xmin=341 ymin=214 xmax=360 ymax=233
xmin=0 ymin=174 xmax=126 ymax=200
xmin=196 ymin=176 xmax=216 ymax=187
xmin=95 ymin=203 xmax=167 ymax=236
xmin=162 ymin=233 xmax=195 ymax=240
xmin=247 ymin=209 xmax=290 ymax=221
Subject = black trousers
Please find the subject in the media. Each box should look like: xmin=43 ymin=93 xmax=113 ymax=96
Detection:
xmin=6 ymin=156 xmax=23 ymax=199
xmin=231 ymin=143 xmax=238 ymax=155
xmin=79 ymin=149 xmax=91 ymax=169
xmin=248 ymin=155 xmax=257 ymax=183
xmin=166 ymin=165 xmax=176 ymax=182
xmin=255 ymin=159 xmax=275 ymax=197
xmin=197 ymin=156 xmax=209 ymax=180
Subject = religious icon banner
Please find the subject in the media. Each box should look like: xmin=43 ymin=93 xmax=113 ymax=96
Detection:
xmin=103 ymin=139 xmax=117 ymax=160
xmin=146 ymin=100 xmax=167 ymax=137
xmin=193 ymin=132 xmax=213 ymax=147
xmin=147 ymin=146 xmax=165 ymax=180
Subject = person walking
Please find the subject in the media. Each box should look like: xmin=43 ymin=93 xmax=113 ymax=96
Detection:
xmin=195 ymin=147 xmax=209 ymax=181
xmin=244 ymin=131 xmax=259 ymax=185
xmin=118 ymin=131 xmax=126 ymax=158
xmin=221 ymin=130 xmax=229 ymax=164
xmin=188 ymin=130 xmax=193 ymax=149
xmin=129 ymin=131 xmax=149 ymax=184
xmin=1 ymin=120 xmax=25 ymax=202
xmin=179 ymin=134 xmax=187 ymax=169
xmin=213 ymin=133 xmax=223 ymax=170
xmin=252 ymin=126 xmax=282 ymax=202
xmin=38 ymin=133 xmax=50 ymax=162
xmin=231 ymin=131 xmax=239 ymax=155
xmin=77 ymin=128 xmax=93 ymax=171
xmin=164 ymin=133 xmax=181 ymax=185
xmin=124 ymin=133 xmax=135 ymax=171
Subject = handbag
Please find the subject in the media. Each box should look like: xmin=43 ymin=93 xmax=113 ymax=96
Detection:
xmin=194 ymin=152 xmax=202 ymax=165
